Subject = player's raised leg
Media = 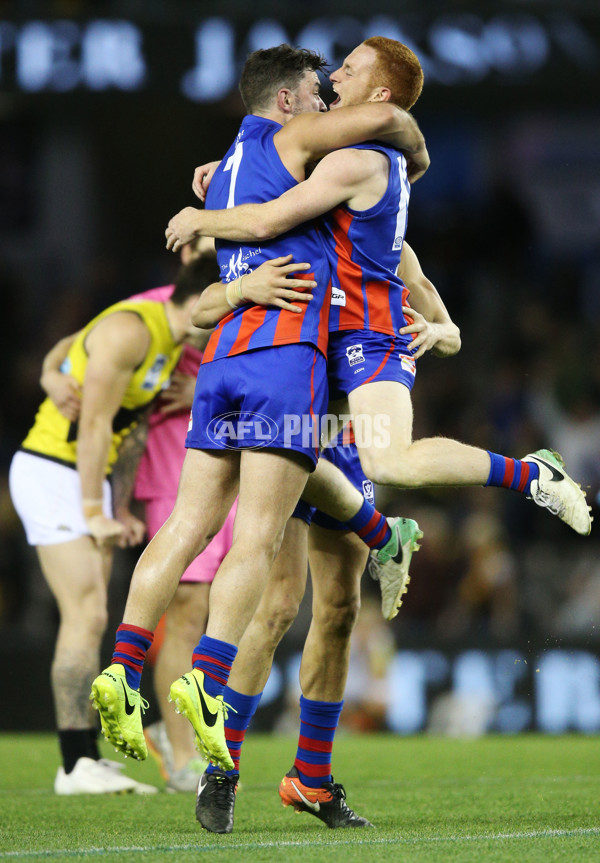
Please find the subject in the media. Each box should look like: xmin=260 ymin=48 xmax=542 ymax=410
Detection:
xmin=303 ymin=454 xmax=423 ymax=619
xmin=348 ymin=380 xmax=592 ymax=535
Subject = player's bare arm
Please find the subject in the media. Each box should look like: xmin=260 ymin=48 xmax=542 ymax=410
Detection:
xmin=398 ymin=241 xmax=461 ymax=359
xmin=78 ymin=312 xmax=150 ymax=546
xmin=40 ymin=331 xmax=82 ymax=422
xmin=275 ymin=102 xmax=428 ymax=181
xmin=168 ymin=108 xmax=427 ymax=247
xmin=190 ymin=104 xmax=427 ymax=204
xmin=191 ymin=255 xmax=316 ymax=329
xmin=167 ymin=147 xmax=382 ymax=254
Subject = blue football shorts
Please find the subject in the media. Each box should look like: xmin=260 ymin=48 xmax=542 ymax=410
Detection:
xmin=186 ymin=343 xmax=328 ymax=470
xmin=327 ymin=329 xmax=417 ymax=401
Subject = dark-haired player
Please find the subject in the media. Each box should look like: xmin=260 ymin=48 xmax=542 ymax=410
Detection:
xmin=91 ymin=42 xmax=428 ymax=794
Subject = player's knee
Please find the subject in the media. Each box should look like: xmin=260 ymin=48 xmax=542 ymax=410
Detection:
xmin=66 ymin=601 xmax=108 ymax=642
xmin=167 ymin=512 xmax=213 ymax=558
xmin=360 ymin=452 xmax=415 ymax=488
xmin=256 ymin=593 xmax=301 ymax=646
xmin=262 ymin=609 xmax=296 ymax=647
xmin=317 ymin=594 xmax=361 ymax=639
xmin=235 ymin=524 xmax=286 ymax=565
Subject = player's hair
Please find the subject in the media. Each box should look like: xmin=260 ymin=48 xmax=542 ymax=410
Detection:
xmin=239 ymin=44 xmax=328 ymax=112
xmin=170 ymin=256 xmax=220 ymax=305
xmin=363 ymin=37 xmax=423 ymax=110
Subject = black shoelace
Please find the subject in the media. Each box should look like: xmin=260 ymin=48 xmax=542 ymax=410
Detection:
xmin=208 ymin=774 xmax=236 ymax=809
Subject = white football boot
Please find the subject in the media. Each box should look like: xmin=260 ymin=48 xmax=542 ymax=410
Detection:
xmin=367 ymin=517 xmax=423 ymax=620
xmin=54 ymin=756 xmax=158 ymax=795
xmin=523 ymin=449 xmax=592 ymax=536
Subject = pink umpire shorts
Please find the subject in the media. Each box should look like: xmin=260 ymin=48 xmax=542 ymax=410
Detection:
xmin=144 ymin=497 xmax=237 ymax=584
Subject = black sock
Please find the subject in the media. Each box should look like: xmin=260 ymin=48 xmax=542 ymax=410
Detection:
xmin=58 ymin=729 xmax=93 ymax=774
xmin=87 ymin=727 xmax=101 ymax=761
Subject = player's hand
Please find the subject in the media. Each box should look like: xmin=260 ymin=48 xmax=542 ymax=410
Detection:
xmin=113 ymin=508 xmax=147 ymax=548
xmin=406 ymin=144 xmax=430 ymax=184
xmin=41 ymin=371 xmax=81 ymax=421
xmin=399 ymin=305 xmax=440 ymax=359
xmin=192 ymin=161 xmax=221 ymax=202
xmin=242 ymin=255 xmax=316 ymax=312
xmin=165 ymin=207 xmax=202 ymax=252
xmin=160 ymin=371 xmax=196 ymax=414
xmin=85 ymin=513 xmax=126 ymax=548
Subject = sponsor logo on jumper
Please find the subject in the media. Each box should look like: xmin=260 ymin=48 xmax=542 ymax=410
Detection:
xmin=225 ymin=249 xmax=251 ymax=281
xmin=223 ymin=247 xmax=262 ymax=281
xmin=331 ymin=285 xmax=346 ymax=306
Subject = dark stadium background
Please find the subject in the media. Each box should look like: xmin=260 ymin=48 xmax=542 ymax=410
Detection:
xmin=1 ymin=0 xmax=599 ymax=736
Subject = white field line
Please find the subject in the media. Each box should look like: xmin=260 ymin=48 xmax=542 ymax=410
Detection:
xmin=1 ymin=826 xmax=599 ymax=859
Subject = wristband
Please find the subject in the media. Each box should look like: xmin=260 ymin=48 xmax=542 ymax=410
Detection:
xmin=225 ymin=277 xmax=246 ymax=310
xmin=83 ymin=498 xmax=104 ymax=519
xmin=225 ymin=280 xmax=238 ymax=309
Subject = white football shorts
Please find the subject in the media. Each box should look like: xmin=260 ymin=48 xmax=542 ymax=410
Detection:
xmin=9 ymin=450 xmax=112 ymax=546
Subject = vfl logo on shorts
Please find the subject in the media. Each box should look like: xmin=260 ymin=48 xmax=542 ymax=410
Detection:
xmin=362 ymin=479 xmax=375 ymax=505
xmin=346 ymin=344 xmax=365 ymax=368
xmin=400 ymin=354 xmax=416 ymax=376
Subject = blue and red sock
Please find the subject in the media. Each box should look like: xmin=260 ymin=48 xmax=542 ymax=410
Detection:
xmin=206 ymin=687 xmax=262 ymax=778
xmin=192 ymin=635 xmax=237 ymax=698
xmin=486 ymin=452 xmax=539 ymax=495
xmin=111 ymin=623 xmax=154 ymax=690
xmin=346 ymin=499 xmax=391 ymax=550
xmin=294 ymin=695 xmax=344 ymax=788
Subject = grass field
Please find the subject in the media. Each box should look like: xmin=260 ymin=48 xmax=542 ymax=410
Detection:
xmin=0 ymin=732 xmax=598 ymax=862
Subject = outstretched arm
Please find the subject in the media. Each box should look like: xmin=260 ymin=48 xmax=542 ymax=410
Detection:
xmin=275 ymin=103 xmax=428 ymax=182
xmin=166 ymin=147 xmax=372 ymax=252
xmin=191 ymin=104 xmax=427 ymax=206
xmin=398 ymin=242 xmax=461 ymax=358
